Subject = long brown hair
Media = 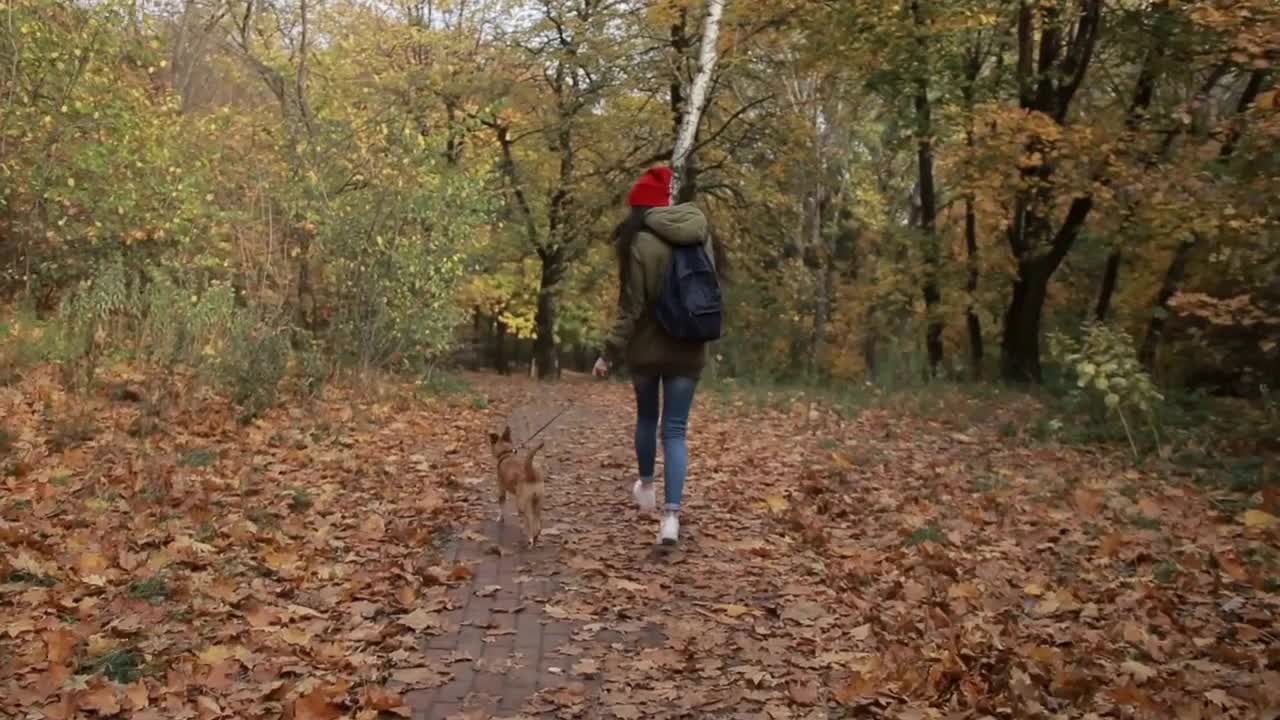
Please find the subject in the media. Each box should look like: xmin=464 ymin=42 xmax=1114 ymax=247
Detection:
xmin=612 ymin=205 xmax=730 ymax=288
xmin=613 ymin=206 xmax=653 ymax=289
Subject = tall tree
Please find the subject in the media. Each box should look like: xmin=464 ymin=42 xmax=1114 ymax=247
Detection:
xmin=999 ymin=0 xmax=1103 ymax=382
xmin=670 ymin=0 xmax=726 ymax=203
xmin=911 ymin=0 xmax=943 ymax=375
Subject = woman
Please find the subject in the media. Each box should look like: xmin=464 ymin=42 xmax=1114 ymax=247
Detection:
xmin=593 ymin=166 xmax=718 ymax=546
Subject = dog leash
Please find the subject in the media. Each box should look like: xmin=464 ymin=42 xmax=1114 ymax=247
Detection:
xmin=517 ymin=401 xmax=573 ymax=448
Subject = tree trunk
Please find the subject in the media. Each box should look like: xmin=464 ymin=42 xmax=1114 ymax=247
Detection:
xmin=998 ymin=0 xmax=1102 ymax=383
xmin=805 ymin=188 xmax=833 ymax=373
xmin=670 ymin=0 xmax=726 ymax=202
xmin=960 ymin=41 xmax=986 ymax=378
xmin=1138 ymin=237 xmax=1193 ymax=367
xmin=1094 ymin=250 xmax=1121 ymax=322
xmin=532 ymin=249 xmax=565 ymax=380
xmin=1000 ymin=260 xmax=1051 ymax=382
xmin=293 ymin=221 xmax=316 ymax=332
xmin=964 ymin=195 xmax=983 ymax=375
xmin=912 ymin=0 xmax=943 ymax=376
xmin=669 ymin=7 xmax=689 ymax=142
xmin=494 ymin=317 xmax=508 ymax=375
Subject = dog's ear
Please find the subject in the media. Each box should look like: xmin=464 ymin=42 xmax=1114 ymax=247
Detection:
xmin=501 ymin=426 xmax=512 ymax=442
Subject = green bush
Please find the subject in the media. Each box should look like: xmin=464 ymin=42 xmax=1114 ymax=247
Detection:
xmin=213 ymin=318 xmax=289 ymax=422
xmin=1048 ymin=322 xmax=1164 ymax=457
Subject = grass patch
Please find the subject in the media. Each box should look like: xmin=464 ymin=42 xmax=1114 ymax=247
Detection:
xmin=1177 ymin=451 xmax=1267 ymax=495
xmin=1128 ymin=514 xmax=1162 ymax=531
xmin=971 ymin=475 xmax=1011 ymax=493
xmin=8 ymin=570 xmax=58 ymax=587
xmin=904 ymin=523 xmax=946 ymax=547
xmin=1263 ymin=577 xmax=1279 ymax=594
xmin=289 ymin=487 xmax=313 ymax=513
xmin=195 ymin=523 xmax=217 ymax=543
xmin=107 ymin=384 xmax=143 ymax=403
xmin=48 ymin=414 xmax=97 ymax=451
xmin=245 ymin=508 xmax=278 ymax=528
xmin=126 ymin=575 xmax=169 ymax=601
xmin=81 ymin=648 xmax=143 ymax=683
xmin=1152 ymin=560 xmax=1183 ymax=585
xmin=416 ymin=371 xmax=473 ymax=398
xmin=178 ymin=448 xmax=218 ymax=468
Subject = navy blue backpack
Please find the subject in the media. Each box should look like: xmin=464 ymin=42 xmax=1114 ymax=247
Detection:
xmin=654 ymin=241 xmax=723 ymax=342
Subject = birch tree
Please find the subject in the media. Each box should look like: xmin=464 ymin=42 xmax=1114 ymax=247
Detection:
xmin=670 ymin=0 xmax=726 ymax=203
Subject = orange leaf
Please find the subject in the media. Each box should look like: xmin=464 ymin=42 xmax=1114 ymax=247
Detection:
xmin=293 ymin=687 xmax=342 ymax=720
xmin=78 ymin=684 xmax=121 ymax=716
xmin=44 ymin=629 xmax=77 ymax=666
xmin=364 ymin=686 xmax=406 ymax=712
xmin=125 ymin=682 xmax=150 ymax=710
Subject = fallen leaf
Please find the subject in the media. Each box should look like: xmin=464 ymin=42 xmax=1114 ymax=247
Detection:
xmin=789 ymin=679 xmax=820 ymax=706
xmin=78 ymin=685 xmax=121 ymax=716
xmin=364 ymin=686 xmax=407 ymax=712
xmin=125 ymin=682 xmax=150 ymax=710
xmin=281 ymin=627 xmax=312 ymax=646
xmin=1026 ymin=645 xmax=1060 ymax=665
xmin=780 ymin=600 xmax=825 ymax=625
xmin=832 ymin=672 xmax=876 ymax=705
xmin=293 ymin=686 xmax=342 ymax=720
xmin=398 ymin=609 xmax=441 ymax=632
xmin=1243 ymin=509 xmax=1278 ymax=529
xmin=44 ymin=629 xmax=77 ymax=665
xmin=395 ymin=586 xmax=417 ymax=607
xmin=571 ymin=658 xmax=599 ymax=677
xmin=195 ymin=696 xmax=222 ymax=716
xmin=1122 ymin=659 xmax=1158 ymax=683
xmin=359 ymin=514 xmax=386 ymax=539
xmin=608 ymin=704 xmax=642 ymax=719
xmin=1204 ymin=688 xmax=1238 ymax=708
xmin=388 ymin=666 xmax=452 ymax=689
xmin=609 ymin=578 xmax=646 ymax=593
xmin=765 ymin=495 xmax=789 ymax=513
xmin=244 ymin=604 xmax=280 ymax=628
xmin=716 ymin=603 xmax=752 ymax=618
xmin=475 ymin=585 xmax=501 ymax=598
xmin=196 ymin=644 xmax=236 ymax=665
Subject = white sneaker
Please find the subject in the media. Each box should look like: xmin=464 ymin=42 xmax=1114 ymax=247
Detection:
xmin=633 ymin=480 xmax=656 ymax=514
xmin=659 ymin=512 xmax=679 ymax=545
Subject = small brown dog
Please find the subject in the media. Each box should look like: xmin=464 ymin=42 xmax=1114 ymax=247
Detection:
xmin=487 ymin=426 xmax=545 ymax=547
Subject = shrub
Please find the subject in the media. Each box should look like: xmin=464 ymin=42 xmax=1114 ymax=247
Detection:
xmin=1048 ymin=322 xmax=1164 ymax=458
xmin=213 ymin=317 xmax=289 ymax=422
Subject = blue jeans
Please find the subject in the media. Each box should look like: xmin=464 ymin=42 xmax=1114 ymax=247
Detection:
xmin=633 ymin=374 xmax=697 ymax=511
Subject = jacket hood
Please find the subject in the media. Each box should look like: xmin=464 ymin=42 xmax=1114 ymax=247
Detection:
xmin=644 ymin=204 xmax=707 ymax=246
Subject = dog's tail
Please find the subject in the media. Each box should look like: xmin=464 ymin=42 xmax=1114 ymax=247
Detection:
xmin=522 ymin=441 xmax=545 ymax=479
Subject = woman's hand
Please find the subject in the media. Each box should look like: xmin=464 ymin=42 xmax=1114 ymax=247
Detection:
xmin=592 ymin=357 xmax=610 ymax=379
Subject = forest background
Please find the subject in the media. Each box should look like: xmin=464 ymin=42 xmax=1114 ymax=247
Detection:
xmin=1 ymin=0 xmax=1278 ymax=452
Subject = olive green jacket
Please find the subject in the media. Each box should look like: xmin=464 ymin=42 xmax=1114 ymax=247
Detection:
xmin=603 ymin=204 xmax=714 ymax=379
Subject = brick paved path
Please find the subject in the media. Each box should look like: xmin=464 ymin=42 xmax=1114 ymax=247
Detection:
xmin=401 ymin=377 xmax=729 ymax=720
xmin=403 ymin=517 xmax=580 ymax=719
xmin=404 ymin=382 xmax=632 ymax=720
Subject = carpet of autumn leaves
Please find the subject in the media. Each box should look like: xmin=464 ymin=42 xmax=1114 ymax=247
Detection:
xmin=1 ymin=365 xmax=485 ymax=719
xmin=2 ymin=367 xmax=1279 ymax=720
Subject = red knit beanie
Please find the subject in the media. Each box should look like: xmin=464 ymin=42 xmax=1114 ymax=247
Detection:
xmin=627 ymin=166 xmax=673 ymax=208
